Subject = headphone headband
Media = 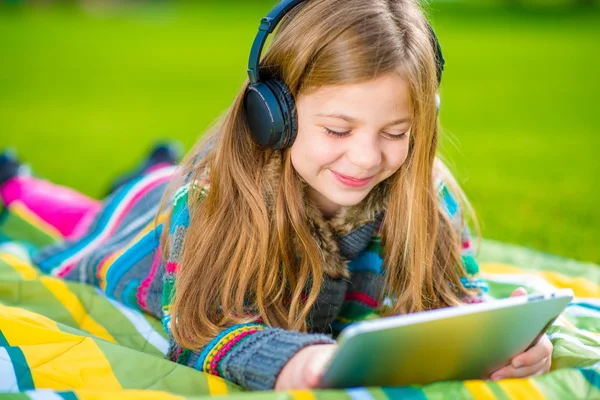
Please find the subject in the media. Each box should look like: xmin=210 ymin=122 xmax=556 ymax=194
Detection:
xmin=247 ymin=0 xmax=306 ymax=84
xmin=247 ymin=0 xmax=445 ymax=86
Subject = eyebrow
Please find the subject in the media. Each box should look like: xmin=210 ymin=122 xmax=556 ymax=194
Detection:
xmin=316 ymin=113 xmax=411 ymax=126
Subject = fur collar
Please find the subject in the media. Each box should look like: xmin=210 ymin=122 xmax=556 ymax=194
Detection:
xmin=299 ymin=174 xmax=390 ymax=278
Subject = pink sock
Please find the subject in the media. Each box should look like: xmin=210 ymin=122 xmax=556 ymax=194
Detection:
xmin=0 ymin=176 xmax=102 ymax=240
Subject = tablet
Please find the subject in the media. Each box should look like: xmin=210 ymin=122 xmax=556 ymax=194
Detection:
xmin=319 ymin=289 xmax=573 ymax=388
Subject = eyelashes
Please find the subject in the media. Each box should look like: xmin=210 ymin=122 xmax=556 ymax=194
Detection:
xmin=324 ymin=127 xmax=351 ymax=138
xmin=324 ymin=127 xmax=408 ymax=140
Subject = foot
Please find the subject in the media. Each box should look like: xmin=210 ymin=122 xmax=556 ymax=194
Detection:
xmin=106 ymin=141 xmax=183 ymax=195
xmin=144 ymin=142 xmax=183 ymax=167
xmin=0 ymin=149 xmax=22 ymax=187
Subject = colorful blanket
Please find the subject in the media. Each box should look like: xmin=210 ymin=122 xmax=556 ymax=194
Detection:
xmin=0 ymin=200 xmax=599 ymax=399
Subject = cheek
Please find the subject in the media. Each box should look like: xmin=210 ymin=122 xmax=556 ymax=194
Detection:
xmin=291 ymin=130 xmax=341 ymax=172
xmin=384 ymin=143 xmax=410 ymax=172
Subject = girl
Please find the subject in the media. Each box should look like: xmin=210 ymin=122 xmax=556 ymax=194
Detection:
xmin=0 ymin=0 xmax=553 ymax=391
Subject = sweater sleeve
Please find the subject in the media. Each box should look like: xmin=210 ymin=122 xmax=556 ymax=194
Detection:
xmin=436 ymin=179 xmax=489 ymax=303
xmin=161 ymin=183 xmax=335 ymax=391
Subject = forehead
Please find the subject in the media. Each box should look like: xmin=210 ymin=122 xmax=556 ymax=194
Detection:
xmin=298 ymin=73 xmax=412 ymax=120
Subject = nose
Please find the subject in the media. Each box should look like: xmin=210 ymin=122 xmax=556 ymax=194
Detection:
xmin=346 ymin=131 xmax=382 ymax=171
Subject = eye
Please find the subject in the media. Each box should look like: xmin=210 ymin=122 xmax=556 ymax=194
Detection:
xmin=383 ymin=131 xmax=408 ymax=140
xmin=324 ymin=127 xmax=351 ymax=138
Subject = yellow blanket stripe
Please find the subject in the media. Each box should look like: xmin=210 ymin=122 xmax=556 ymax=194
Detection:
xmin=75 ymin=390 xmax=183 ymax=400
xmin=39 ymin=276 xmax=118 ymax=343
xmin=1 ymin=252 xmax=118 ymax=343
xmin=10 ymin=200 xmax=64 ymax=241
xmin=480 ymin=263 xmax=600 ymax=297
xmin=290 ymin=390 xmax=318 ymax=400
xmin=539 ymin=272 xmax=600 ymax=298
xmin=205 ymin=374 xmax=230 ymax=396
xmin=0 ymin=304 xmax=122 ymax=390
xmin=1 ymin=252 xmax=38 ymax=280
xmin=463 ymin=380 xmax=497 ymax=399
xmin=496 ymin=378 xmax=546 ymax=400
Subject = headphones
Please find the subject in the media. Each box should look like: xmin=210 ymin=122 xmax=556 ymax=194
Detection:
xmin=243 ymin=0 xmax=446 ymax=150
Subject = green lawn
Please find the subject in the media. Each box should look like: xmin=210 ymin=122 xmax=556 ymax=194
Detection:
xmin=0 ymin=1 xmax=598 ymax=263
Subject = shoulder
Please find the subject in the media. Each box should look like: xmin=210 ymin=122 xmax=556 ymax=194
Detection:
xmin=169 ymin=179 xmax=210 ymax=234
xmin=433 ymin=159 xmax=462 ymax=220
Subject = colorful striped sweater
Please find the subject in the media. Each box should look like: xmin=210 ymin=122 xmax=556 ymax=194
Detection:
xmin=33 ymin=163 xmax=486 ymax=391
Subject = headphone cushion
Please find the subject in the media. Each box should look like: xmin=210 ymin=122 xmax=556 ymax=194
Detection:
xmin=265 ymin=78 xmax=298 ymax=149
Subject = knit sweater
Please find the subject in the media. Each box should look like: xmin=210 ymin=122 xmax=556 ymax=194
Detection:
xmin=33 ymin=160 xmax=486 ymax=392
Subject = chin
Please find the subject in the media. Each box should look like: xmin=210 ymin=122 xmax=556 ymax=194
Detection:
xmin=323 ymin=188 xmax=371 ymax=208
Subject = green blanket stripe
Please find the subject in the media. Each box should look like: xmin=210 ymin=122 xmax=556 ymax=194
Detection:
xmin=579 ymin=368 xmax=600 ymax=391
xmin=143 ymin=311 xmax=169 ymax=340
xmin=547 ymin=325 xmax=600 ymax=369
xmin=0 ymin=280 xmax=81 ymax=329
xmin=365 ymin=388 xmax=403 ymax=400
xmin=1 ymin=348 xmax=34 ymax=391
xmin=422 ymin=381 xmax=477 ymax=399
xmin=0 ymin=258 xmax=24 ymax=281
xmin=0 ymin=209 xmax=57 ymax=248
xmin=0 ymin=394 xmax=77 ymax=400
xmin=93 ymin=339 xmax=242 ymax=395
xmin=479 ymin=239 xmax=600 ymax=283
xmin=57 ymin=392 xmax=78 ymax=400
xmin=381 ymin=387 xmax=426 ymax=399
xmin=540 ymin=369 xmax=600 ymax=400
xmin=311 ymin=390 xmax=352 ymax=400
xmin=569 ymin=316 xmax=600 ymax=334
xmin=484 ymin=382 xmax=510 ymax=400
xmin=0 ymin=331 xmax=33 ymax=392
xmin=66 ymin=283 xmax=166 ymax=357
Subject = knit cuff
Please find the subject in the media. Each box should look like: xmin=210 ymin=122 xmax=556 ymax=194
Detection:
xmin=219 ymin=328 xmax=336 ymax=391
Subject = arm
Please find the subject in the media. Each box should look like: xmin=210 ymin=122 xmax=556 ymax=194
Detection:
xmin=161 ymin=183 xmax=335 ymax=391
xmin=436 ymin=175 xmax=488 ymax=302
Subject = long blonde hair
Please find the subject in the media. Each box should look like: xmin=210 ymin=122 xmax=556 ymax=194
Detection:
xmin=161 ymin=0 xmax=480 ymax=350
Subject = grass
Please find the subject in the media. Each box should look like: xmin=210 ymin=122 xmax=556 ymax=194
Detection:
xmin=0 ymin=1 xmax=598 ymax=263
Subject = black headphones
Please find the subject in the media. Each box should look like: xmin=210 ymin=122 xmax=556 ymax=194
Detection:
xmin=243 ymin=0 xmax=445 ymax=150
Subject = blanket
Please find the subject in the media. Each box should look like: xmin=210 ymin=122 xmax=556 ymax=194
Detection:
xmin=0 ymin=200 xmax=599 ymax=399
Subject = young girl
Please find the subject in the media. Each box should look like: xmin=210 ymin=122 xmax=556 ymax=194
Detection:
xmin=0 ymin=0 xmax=553 ymax=391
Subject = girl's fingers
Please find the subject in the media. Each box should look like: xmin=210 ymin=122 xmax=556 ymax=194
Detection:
xmin=510 ymin=287 xmax=528 ymax=297
xmin=512 ymin=335 xmax=553 ymax=368
xmin=489 ymin=335 xmax=552 ymax=380
xmin=490 ymin=357 xmax=550 ymax=380
xmin=305 ymin=345 xmax=337 ymax=388
xmin=305 ymin=353 xmax=328 ymax=387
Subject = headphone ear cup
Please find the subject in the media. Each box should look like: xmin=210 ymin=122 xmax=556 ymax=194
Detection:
xmin=244 ymin=82 xmax=286 ymax=149
xmin=264 ymin=79 xmax=298 ymax=149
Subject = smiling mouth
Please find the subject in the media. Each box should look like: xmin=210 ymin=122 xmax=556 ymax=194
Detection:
xmin=331 ymin=171 xmax=375 ymax=188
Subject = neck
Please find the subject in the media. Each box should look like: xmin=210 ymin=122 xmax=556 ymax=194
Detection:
xmin=307 ymin=187 xmax=341 ymax=220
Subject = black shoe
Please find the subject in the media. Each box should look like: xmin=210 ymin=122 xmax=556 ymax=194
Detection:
xmin=106 ymin=141 xmax=183 ymax=195
xmin=0 ymin=148 xmax=22 ymax=187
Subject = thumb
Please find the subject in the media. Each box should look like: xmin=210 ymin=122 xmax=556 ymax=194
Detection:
xmin=305 ymin=347 xmax=335 ymax=388
xmin=510 ymin=287 xmax=528 ymax=297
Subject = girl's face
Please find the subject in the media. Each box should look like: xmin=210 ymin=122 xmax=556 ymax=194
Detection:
xmin=291 ymin=73 xmax=412 ymax=218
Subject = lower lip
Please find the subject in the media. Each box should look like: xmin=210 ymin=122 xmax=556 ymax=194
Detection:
xmin=332 ymin=171 xmax=374 ymax=188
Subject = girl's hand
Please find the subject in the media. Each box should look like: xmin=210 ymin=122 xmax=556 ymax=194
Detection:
xmin=275 ymin=344 xmax=337 ymax=390
xmin=489 ymin=288 xmax=553 ymax=380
